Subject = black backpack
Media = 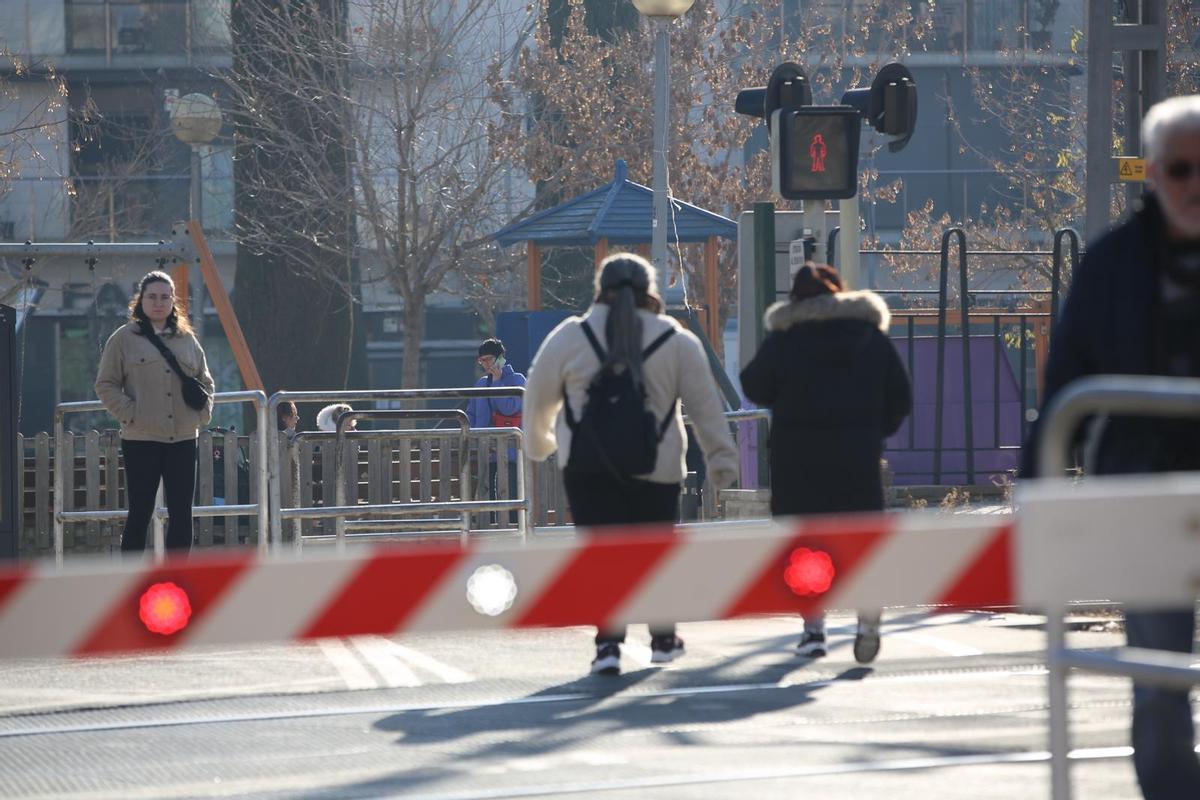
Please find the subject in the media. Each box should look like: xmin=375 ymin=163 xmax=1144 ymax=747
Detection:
xmin=564 ymin=320 xmax=677 ymax=481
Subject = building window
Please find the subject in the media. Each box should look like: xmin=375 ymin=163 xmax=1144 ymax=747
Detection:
xmin=65 ymin=0 xmax=227 ymax=57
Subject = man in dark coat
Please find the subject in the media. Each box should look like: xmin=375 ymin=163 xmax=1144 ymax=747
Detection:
xmin=1021 ymin=95 xmax=1200 ymax=800
xmin=741 ymin=265 xmax=912 ymax=663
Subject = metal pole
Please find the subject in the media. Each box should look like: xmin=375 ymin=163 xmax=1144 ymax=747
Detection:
xmin=53 ymin=411 xmax=64 ymax=569
xmin=653 ymin=18 xmax=683 ymax=307
xmin=838 ymin=196 xmax=860 ymax=288
xmin=190 ymin=147 xmax=202 ymax=226
xmin=253 ymin=392 xmax=269 ymax=556
xmin=1085 ymin=0 xmax=1113 ymax=244
xmin=1048 ymin=606 xmax=1072 ymax=800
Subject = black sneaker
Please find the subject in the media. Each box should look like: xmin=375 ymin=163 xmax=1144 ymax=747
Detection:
xmin=650 ymin=635 xmax=685 ymax=664
xmin=796 ymin=631 xmax=826 ymax=658
xmin=853 ymin=615 xmax=882 ymax=665
xmin=591 ymin=643 xmax=621 ymax=675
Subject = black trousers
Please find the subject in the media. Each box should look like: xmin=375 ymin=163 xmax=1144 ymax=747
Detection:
xmin=563 ymin=468 xmax=680 ymax=646
xmin=121 ymin=439 xmax=197 ymax=553
xmin=488 ymin=461 xmax=520 ymax=525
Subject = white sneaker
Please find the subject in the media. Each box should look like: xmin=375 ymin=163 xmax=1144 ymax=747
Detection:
xmin=796 ymin=631 xmax=827 ymax=657
xmin=650 ymin=635 xmax=685 ymax=664
xmin=591 ymin=643 xmax=621 ymax=675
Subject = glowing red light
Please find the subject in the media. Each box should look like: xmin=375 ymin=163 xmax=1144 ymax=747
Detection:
xmin=139 ymin=582 xmax=192 ymax=635
xmin=809 ymin=133 xmax=828 ymax=173
xmin=783 ymin=547 xmax=836 ymax=596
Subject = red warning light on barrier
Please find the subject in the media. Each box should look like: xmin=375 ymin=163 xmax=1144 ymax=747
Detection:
xmin=139 ymin=582 xmax=192 ymax=635
xmin=783 ymin=547 xmax=836 ymax=596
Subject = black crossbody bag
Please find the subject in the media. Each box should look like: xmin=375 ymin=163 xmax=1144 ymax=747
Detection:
xmin=139 ymin=321 xmax=211 ymax=411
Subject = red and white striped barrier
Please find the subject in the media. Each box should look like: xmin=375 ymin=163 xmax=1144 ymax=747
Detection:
xmin=3 ymin=471 xmax=1198 ymax=660
xmin=0 ymin=513 xmax=1012 ymax=659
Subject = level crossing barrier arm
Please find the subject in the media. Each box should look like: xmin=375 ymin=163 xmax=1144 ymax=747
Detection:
xmin=53 ymin=391 xmax=269 ymax=568
xmin=1029 ymin=374 xmax=1200 ymax=800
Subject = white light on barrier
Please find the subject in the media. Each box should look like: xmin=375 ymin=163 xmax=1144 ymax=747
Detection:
xmin=466 ymin=564 xmax=518 ymax=617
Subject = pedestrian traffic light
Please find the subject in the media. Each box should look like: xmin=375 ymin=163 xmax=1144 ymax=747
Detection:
xmin=770 ymin=107 xmax=862 ymax=200
xmin=840 ymin=62 xmax=919 ymax=153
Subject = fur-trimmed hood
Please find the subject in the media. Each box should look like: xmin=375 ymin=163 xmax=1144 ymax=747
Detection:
xmin=764 ymin=290 xmax=890 ymax=333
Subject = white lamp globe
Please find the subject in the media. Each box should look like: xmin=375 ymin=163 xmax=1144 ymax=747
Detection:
xmin=632 ymin=0 xmax=695 ymax=18
xmin=170 ymin=93 xmax=223 ymax=145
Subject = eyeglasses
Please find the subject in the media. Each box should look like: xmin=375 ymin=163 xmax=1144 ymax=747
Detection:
xmin=1164 ymin=161 xmax=1200 ymax=182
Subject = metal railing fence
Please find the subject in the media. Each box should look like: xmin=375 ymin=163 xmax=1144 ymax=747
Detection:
xmin=266 ymin=388 xmax=528 ymax=548
xmin=52 ymin=391 xmax=269 ymax=567
xmin=1035 ymin=374 xmax=1200 ymax=800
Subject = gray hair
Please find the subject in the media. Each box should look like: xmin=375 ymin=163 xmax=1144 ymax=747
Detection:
xmin=1143 ymin=95 xmax=1200 ymax=163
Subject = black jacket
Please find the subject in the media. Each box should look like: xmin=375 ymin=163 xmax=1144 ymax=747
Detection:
xmin=1021 ymin=196 xmax=1200 ymax=477
xmin=740 ymin=290 xmax=913 ymax=515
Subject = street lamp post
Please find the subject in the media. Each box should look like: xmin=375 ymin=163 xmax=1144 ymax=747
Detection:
xmin=169 ymin=93 xmax=223 ymax=339
xmin=633 ymin=0 xmax=694 ymax=308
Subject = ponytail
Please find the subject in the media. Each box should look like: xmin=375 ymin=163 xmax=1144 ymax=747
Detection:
xmin=594 ymin=254 xmax=663 ymax=388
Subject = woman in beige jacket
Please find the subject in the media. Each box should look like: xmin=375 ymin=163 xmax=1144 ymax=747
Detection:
xmin=524 ymin=253 xmax=738 ymax=675
xmin=95 ymin=271 xmax=214 ymax=553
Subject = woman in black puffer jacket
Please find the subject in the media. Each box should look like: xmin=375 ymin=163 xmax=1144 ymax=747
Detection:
xmin=740 ymin=265 xmax=912 ymax=663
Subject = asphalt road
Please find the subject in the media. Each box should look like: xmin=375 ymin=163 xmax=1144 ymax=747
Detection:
xmin=0 ymin=611 xmax=1167 ymax=799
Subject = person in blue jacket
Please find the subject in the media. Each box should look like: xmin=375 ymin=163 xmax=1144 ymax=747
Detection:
xmin=466 ymin=339 xmax=526 ymax=524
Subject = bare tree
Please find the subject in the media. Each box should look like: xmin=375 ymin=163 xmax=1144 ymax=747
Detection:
xmin=224 ymin=0 xmax=527 ymax=391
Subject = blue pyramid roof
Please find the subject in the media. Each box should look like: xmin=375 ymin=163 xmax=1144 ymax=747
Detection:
xmin=493 ymin=160 xmax=737 ymax=248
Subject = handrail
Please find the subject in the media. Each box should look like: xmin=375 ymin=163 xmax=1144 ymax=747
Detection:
xmin=1033 ymin=373 xmax=1200 ymax=800
xmin=334 ymin=409 xmax=471 ymax=549
xmin=266 ymin=387 xmax=525 ymax=548
xmin=53 ymin=391 xmax=269 ymax=568
xmin=1036 ymin=375 xmax=1200 ymax=477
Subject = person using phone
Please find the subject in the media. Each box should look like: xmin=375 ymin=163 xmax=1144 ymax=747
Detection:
xmin=466 ymin=339 xmax=526 ymax=524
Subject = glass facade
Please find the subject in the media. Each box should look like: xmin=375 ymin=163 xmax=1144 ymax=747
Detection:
xmin=65 ymin=0 xmax=230 ymax=57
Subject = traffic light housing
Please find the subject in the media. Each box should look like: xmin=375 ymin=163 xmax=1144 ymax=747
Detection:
xmin=770 ymin=107 xmax=861 ymax=200
xmin=840 ymin=62 xmax=918 ymax=153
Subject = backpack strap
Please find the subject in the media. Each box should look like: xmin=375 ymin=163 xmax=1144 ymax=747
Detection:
xmin=579 ymin=320 xmax=607 ymax=361
xmin=657 ymin=399 xmax=678 ymax=441
xmin=642 ymin=327 xmax=676 ymax=360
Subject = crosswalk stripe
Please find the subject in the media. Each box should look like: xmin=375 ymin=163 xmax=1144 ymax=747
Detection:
xmin=316 ymin=639 xmax=378 ymax=690
xmin=350 ymin=638 xmax=422 ymax=687
xmin=373 ymin=638 xmax=475 ymax=684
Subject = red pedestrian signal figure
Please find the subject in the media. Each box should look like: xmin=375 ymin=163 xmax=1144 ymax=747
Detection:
xmin=809 ymin=133 xmax=827 ymax=173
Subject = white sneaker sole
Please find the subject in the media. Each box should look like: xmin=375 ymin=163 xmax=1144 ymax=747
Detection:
xmin=650 ymin=648 xmax=684 ymax=664
xmin=591 ymin=653 xmax=620 ymax=674
xmin=796 ymin=644 xmax=827 ymax=658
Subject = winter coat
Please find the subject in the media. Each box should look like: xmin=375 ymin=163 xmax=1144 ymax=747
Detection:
xmin=95 ymin=322 xmax=214 ymax=443
xmin=523 ymin=304 xmax=739 ymax=488
xmin=1021 ymin=195 xmax=1200 ymax=477
xmin=466 ymin=364 xmax=526 ymax=461
xmin=740 ymin=290 xmax=912 ymax=515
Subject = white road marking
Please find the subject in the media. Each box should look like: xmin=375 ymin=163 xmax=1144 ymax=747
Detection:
xmin=620 ymin=642 xmax=654 ymax=668
xmin=316 ymin=639 xmax=378 ymax=690
xmin=350 ymin=638 xmax=422 ymax=688
xmin=378 ymin=639 xmax=474 ymax=684
xmin=389 ymin=746 xmax=1154 ymax=800
xmin=889 ymin=631 xmax=985 ymax=657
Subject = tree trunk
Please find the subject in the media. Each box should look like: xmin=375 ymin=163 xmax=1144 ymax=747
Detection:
xmin=401 ymin=293 xmax=426 ymax=391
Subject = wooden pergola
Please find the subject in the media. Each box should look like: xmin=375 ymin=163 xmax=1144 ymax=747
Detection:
xmin=492 ymin=160 xmax=737 ymax=347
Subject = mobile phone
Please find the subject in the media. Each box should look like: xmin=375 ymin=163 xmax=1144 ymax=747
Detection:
xmin=494 ymin=356 xmax=506 ymax=370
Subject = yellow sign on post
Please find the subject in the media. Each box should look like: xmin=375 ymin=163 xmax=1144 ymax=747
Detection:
xmin=1117 ymin=158 xmax=1146 ymax=182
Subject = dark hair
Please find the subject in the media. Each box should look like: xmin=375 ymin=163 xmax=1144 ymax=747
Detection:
xmin=128 ymin=270 xmax=193 ymax=334
xmin=276 ymin=401 xmax=298 ymax=431
xmin=790 ymin=264 xmax=844 ymax=302
xmin=478 ymin=338 xmax=505 ymax=358
xmin=593 ymin=254 xmax=664 ymax=387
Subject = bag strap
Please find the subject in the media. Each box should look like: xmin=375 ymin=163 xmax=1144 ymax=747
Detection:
xmin=139 ymin=322 xmax=190 ymax=383
xmin=579 ymin=320 xmax=606 ymax=361
xmin=642 ymin=327 xmax=676 ymax=360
